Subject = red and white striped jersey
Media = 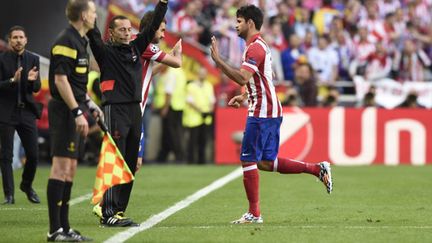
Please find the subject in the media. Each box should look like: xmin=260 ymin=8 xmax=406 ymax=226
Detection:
xmin=140 ymin=43 xmax=166 ymax=113
xmin=241 ymin=34 xmax=282 ymax=118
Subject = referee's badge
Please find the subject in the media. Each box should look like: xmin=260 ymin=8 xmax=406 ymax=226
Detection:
xmin=67 ymin=142 xmax=75 ymax=152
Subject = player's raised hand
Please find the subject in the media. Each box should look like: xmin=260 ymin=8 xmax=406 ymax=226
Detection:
xmin=173 ymin=39 xmax=182 ymax=54
xmin=210 ymin=36 xmax=220 ymax=64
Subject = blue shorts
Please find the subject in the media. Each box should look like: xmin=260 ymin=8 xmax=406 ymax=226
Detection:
xmin=240 ymin=116 xmax=282 ymax=162
xmin=137 ymin=124 xmax=145 ymax=159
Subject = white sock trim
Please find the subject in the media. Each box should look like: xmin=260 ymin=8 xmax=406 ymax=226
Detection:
xmin=273 ymin=158 xmax=278 ymax=172
xmin=242 ymin=164 xmax=258 ymax=172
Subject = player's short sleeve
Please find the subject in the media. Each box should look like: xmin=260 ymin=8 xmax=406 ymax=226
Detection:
xmin=241 ymin=43 xmax=265 ymax=74
xmin=142 ymin=44 xmax=166 ymax=62
xmin=50 ymin=36 xmax=77 ymax=76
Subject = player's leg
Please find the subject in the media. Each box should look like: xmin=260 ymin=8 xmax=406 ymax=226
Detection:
xmin=258 ymin=117 xmax=332 ymax=193
xmin=232 ymin=117 xmax=263 ymax=224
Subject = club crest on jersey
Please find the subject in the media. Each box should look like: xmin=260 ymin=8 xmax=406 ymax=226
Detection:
xmin=246 ymin=58 xmax=257 ymax=65
xmin=150 ymin=44 xmax=159 ymax=53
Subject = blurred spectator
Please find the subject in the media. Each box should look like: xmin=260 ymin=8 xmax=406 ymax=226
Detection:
xmin=364 ymin=41 xmax=392 ymax=81
xmin=183 ymin=68 xmax=215 ymax=164
xmin=358 ymin=3 xmax=386 ymax=44
xmin=377 ymin=0 xmax=401 ymax=19
xmin=281 ymin=34 xmax=305 ymax=82
xmin=329 ymin=16 xmax=354 ymax=80
xmin=266 ymin=17 xmax=288 ymax=52
xmin=313 ymin=0 xmax=340 ymax=35
xmin=399 ymin=91 xmax=422 ymax=108
xmin=294 ymin=8 xmax=316 ymax=42
xmin=343 ymin=0 xmax=362 ymax=28
xmin=307 ymin=34 xmax=339 ymax=86
xmin=302 ymin=0 xmax=322 ymax=12
xmin=172 ymin=0 xmax=203 ymax=43
xmin=321 ymin=86 xmax=340 ymax=107
xmin=350 ymin=27 xmax=376 ymax=77
xmin=392 ymin=38 xmax=432 ymax=82
xmin=155 ymin=66 xmax=187 ymax=163
xmin=282 ymin=82 xmax=300 ymax=107
xmin=294 ymin=62 xmax=318 ymax=106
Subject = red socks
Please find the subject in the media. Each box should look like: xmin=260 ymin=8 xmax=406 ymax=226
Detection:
xmin=242 ymin=163 xmax=260 ymax=217
xmin=273 ymin=158 xmax=320 ymax=177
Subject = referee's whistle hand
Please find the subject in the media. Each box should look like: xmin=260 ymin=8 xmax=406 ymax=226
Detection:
xmin=75 ymin=115 xmax=89 ymax=137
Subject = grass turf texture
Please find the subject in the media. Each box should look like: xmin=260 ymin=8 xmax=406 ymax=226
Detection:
xmin=0 ymin=165 xmax=431 ymax=242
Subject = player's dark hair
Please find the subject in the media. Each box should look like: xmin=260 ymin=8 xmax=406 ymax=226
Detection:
xmin=8 ymin=26 xmax=26 ymax=38
xmin=109 ymin=15 xmax=129 ymax=29
xmin=236 ymin=5 xmax=264 ymax=30
xmin=139 ymin=11 xmax=167 ymax=32
xmin=66 ymin=0 xmax=91 ymax=22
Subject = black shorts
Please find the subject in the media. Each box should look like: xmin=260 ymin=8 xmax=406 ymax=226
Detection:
xmin=48 ymin=99 xmax=86 ymax=159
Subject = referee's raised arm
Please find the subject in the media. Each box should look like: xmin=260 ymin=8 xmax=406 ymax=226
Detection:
xmin=133 ymin=0 xmax=168 ymax=54
xmin=86 ymin=22 xmax=106 ymax=65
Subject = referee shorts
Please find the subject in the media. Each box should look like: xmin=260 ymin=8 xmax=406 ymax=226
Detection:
xmin=48 ymin=99 xmax=86 ymax=159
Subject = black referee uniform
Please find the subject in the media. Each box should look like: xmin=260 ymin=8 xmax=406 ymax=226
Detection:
xmin=47 ymin=24 xmax=90 ymax=234
xmin=87 ymin=0 xmax=168 ymax=220
xmin=48 ymin=25 xmax=89 ymax=159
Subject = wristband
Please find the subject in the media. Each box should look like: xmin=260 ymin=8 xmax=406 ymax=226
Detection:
xmin=160 ymin=0 xmax=168 ymax=3
xmin=71 ymin=107 xmax=83 ymax=118
xmin=9 ymin=78 xmax=14 ymax=83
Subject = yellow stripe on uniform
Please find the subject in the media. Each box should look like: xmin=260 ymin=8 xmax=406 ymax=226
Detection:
xmin=52 ymin=45 xmax=77 ymax=59
xmin=75 ymin=67 xmax=87 ymax=74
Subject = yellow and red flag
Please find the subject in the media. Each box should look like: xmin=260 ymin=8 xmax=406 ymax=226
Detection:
xmin=92 ymin=132 xmax=134 ymax=205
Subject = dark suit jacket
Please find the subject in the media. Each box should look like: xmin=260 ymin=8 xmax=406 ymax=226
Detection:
xmin=0 ymin=50 xmax=41 ymax=124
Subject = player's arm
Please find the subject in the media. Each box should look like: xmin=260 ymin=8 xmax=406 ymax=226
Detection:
xmin=134 ymin=0 xmax=168 ymax=54
xmin=159 ymin=39 xmax=182 ymax=68
xmin=210 ymin=36 xmax=251 ymax=86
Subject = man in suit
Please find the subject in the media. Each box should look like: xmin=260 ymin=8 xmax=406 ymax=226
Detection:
xmin=0 ymin=25 xmax=41 ymax=204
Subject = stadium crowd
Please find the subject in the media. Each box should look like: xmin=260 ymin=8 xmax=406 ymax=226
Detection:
xmin=123 ymin=0 xmax=432 ymax=107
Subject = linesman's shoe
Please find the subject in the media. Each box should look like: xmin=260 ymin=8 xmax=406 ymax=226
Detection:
xmin=67 ymin=229 xmax=92 ymax=242
xmin=92 ymin=204 xmax=102 ymax=219
xmin=100 ymin=212 xmax=136 ymax=227
xmin=116 ymin=212 xmax=140 ymax=227
xmin=47 ymin=228 xmax=76 ymax=242
xmin=231 ymin=212 xmax=263 ymax=224
xmin=318 ymin=161 xmax=333 ymax=194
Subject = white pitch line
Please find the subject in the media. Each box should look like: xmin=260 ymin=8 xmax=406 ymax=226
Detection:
xmin=157 ymin=225 xmax=432 ymax=230
xmin=69 ymin=192 xmax=92 ymax=206
xmin=104 ymin=167 xmax=243 ymax=243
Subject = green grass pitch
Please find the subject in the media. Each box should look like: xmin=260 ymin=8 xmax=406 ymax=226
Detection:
xmin=1 ymin=165 xmax=431 ymax=242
